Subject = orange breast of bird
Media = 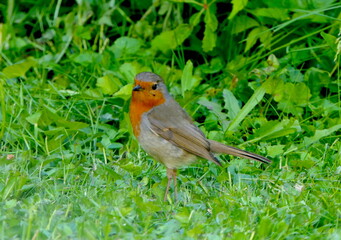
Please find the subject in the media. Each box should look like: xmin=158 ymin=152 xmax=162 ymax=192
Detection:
xmin=129 ymin=80 xmax=165 ymax=136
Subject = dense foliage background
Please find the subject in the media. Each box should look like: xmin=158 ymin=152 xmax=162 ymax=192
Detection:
xmin=0 ymin=0 xmax=340 ymax=239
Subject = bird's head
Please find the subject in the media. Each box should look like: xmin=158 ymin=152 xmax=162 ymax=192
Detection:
xmin=131 ymin=72 xmax=167 ymax=108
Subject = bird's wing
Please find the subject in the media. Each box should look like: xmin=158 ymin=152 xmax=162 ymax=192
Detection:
xmin=147 ymin=100 xmax=221 ymax=166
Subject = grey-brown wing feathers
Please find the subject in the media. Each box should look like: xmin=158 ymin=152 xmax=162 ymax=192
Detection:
xmin=148 ymin=116 xmax=221 ymax=166
xmin=147 ymin=100 xmax=221 ymax=166
xmin=147 ymin=98 xmax=270 ymax=166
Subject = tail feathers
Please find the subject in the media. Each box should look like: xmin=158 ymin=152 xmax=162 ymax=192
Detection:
xmin=208 ymin=153 xmax=222 ymax=167
xmin=208 ymin=140 xmax=271 ymax=164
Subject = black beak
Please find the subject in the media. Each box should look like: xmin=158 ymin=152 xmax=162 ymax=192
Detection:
xmin=133 ymin=85 xmax=143 ymax=91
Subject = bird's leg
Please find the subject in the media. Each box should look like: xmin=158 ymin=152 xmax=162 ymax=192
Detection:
xmin=164 ymin=168 xmax=177 ymax=201
xmin=173 ymin=169 xmax=178 ymax=201
xmin=164 ymin=170 xmax=171 ymax=201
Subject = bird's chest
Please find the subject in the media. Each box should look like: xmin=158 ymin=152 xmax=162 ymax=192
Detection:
xmin=137 ymin=115 xmax=197 ymax=169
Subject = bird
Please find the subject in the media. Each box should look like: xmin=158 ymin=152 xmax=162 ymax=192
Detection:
xmin=129 ymin=72 xmax=271 ymax=201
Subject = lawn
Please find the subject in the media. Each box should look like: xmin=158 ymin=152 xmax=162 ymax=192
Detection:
xmin=0 ymin=0 xmax=340 ymax=239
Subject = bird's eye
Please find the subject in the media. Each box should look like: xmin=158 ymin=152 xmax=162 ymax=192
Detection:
xmin=152 ymin=83 xmax=158 ymax=90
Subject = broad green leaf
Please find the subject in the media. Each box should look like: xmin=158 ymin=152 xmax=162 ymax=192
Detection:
xmin=83 ymin=88 xmax=103 ymax=98
xmin=120 ymin=162 xmax=142 ymax=175
xmin=229 ymin=0 xmax=248 ymax=20
xmin=98 ymin=164 xmax=123 ymax=181
xmin=120 ymin=62 xmax=139 ymax=83
xmin=315 ymin=99 xmax=340 ymax=116
xmin=190 ymin=12 xmax=202 ymax=26
xmin=269 ymin=0 xmax=334 ymax=9
xmin=226 ymin=55 xmax=248 ymax=71
xmin=5 ymin=199 xmax=17 ymax=208
xmin=249 ymin=8 xmax=289 ymax=21
xmin=159 ymin=1 xmax=171 ymax=15
xmin=55 ymin=119 xmax=88 ymax=130
xmin=0 ymin=23 xmax=4 ymax=47
xmin=288 ymin=68 xmax=304 ymax=82
xmin=267 ymin=54 xmax=280 ymax=68
xmin=223 ymin=89 xmax=240 ymax=119
xmin=261 ymin=0 xmax=328 ymax=8
xmin=202 ymin=9 xmax=218 ymax=52
xmin=303 ymin=124 xmax=341 ymax=146
xmin=168 ymin=0 xmax=198 ymax=2
xmin=187 ymin=225 xmax=204 ymax=238
xmin=291 ymin=158 xmax=316 ymax=169
xmin=46 ymin=135 xmax=65 ymax=152
xmin=321 ymin=32 xmax=337 ymax=53
xmin=275 ymin=82 xmax=312 ymax=115
xmin=227 ymin=86 xmax=266 ymax=131
xmin=75 ymin=26 xmax=92 ymax=40
xmin=1 ymin=176 xmax=17 ymax=200
xmin=108 ymin=142 xmax=124 ymax=149
xmin=204 ymin=9 xmax=218 ymax=31
xmin=200 ymin=57 xmax=224 ymax=74
xmin=251 ymin=119 xmax=301 ymax=142
xmin=133 ymin=20 xmax=153 ymax=39
xmin=267 ymin=145 xmax=285 ymax=157
xmin=263 ymin=78 xmax=311 ymax=115
xmin=257 ymin=216 xmax=273 ymax=237
xmin=259 ymin=26 xmax=272 ymax=49
xmin=98 ymin=12 xmax=113 ymax=26
xmin=96 ymin=75 xmax=120 ymax=95
xmin=283 ymin=82 xmax=312 ymax=105
xmin=172 ymin=24 xmax=192 ymax=44
xmin=261 ymin=0 xmax=290 ymax=8
xmin=119 ymin=62 xmax=151 ymax=83
xmin=151 ymin=24 xmax=192 ymax=53
xmin=245 ymin=26 xmax=269 ymax=53
xmin=278 ymin=101 xmax=303 ymax=116
xmin=26 ymin=109 xmax=88 ymax=130
xmin=113 ymin=83 xmax=133 ymax=100
xmin=72 ymin=51 xmax=102 ymax=66
xmin=153 ymin=62 xmax=183 ymax=84
xmin=281 ymin=44 xmax=313 ymax=65
xmin=202 ymin=27 xmax=216 ymax=52
xmin=174 ymin=208 xmax=191 ymax=224
xmin=305 ymin=67 xmax=330 ymax=96
xmin=26 ymin=111 xmax=42 ymax=125
xmin=231 ymin=15 xmax=259 ymax=34
xmin=310 ymin=0 xmax=335 ymax=8
xmin=198 ymin=98 xmax=229 ymax=131
xmin=110 ymin=37 xmax=142 ymax=59
xmin=245 ymin=27 xmax=262 ymax=53
xmin=152 ymin=30 xmax=174 ymax=52
xmin=0 ymin=79 xmax=5 ymax=138
xmin=53 ymin=74 xmax=70 ymax=88
xmin=263 ymin=77 xmax=285 ymax=102
xmin=44 ymin=108 xmax=88 ymax=130
xmin=101 ymin=135 xmax=123 ymax=149
xmin=135 ymin=198 xmax=162 ymax=212
xmin=181 ymin=60 xmax=193 ymax=96
xmin=33 ymin=109 xmax=54 ymax=127
xmin=2 ymin=57 xmax=36 ymax=79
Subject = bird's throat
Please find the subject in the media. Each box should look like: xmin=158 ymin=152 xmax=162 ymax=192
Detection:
xmin=129 ymin=93 xmax=165 ymax=136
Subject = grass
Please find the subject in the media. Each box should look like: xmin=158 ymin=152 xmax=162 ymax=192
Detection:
xmin=0 ymin=0 xmax=341 ymax=239
xmin=1 ymin=151 xmax=340 ymax=239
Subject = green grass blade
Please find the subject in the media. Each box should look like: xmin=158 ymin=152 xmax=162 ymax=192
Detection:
xmin=227 ymin=85 xmax=266 ymax=131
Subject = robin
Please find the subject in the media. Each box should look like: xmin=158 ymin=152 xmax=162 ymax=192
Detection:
xmin=129 ymin=72 xmax=271 ymax=201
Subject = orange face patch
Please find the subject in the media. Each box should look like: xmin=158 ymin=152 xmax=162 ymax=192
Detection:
xmin=129 ymin=80 xmax=165 ymax=136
